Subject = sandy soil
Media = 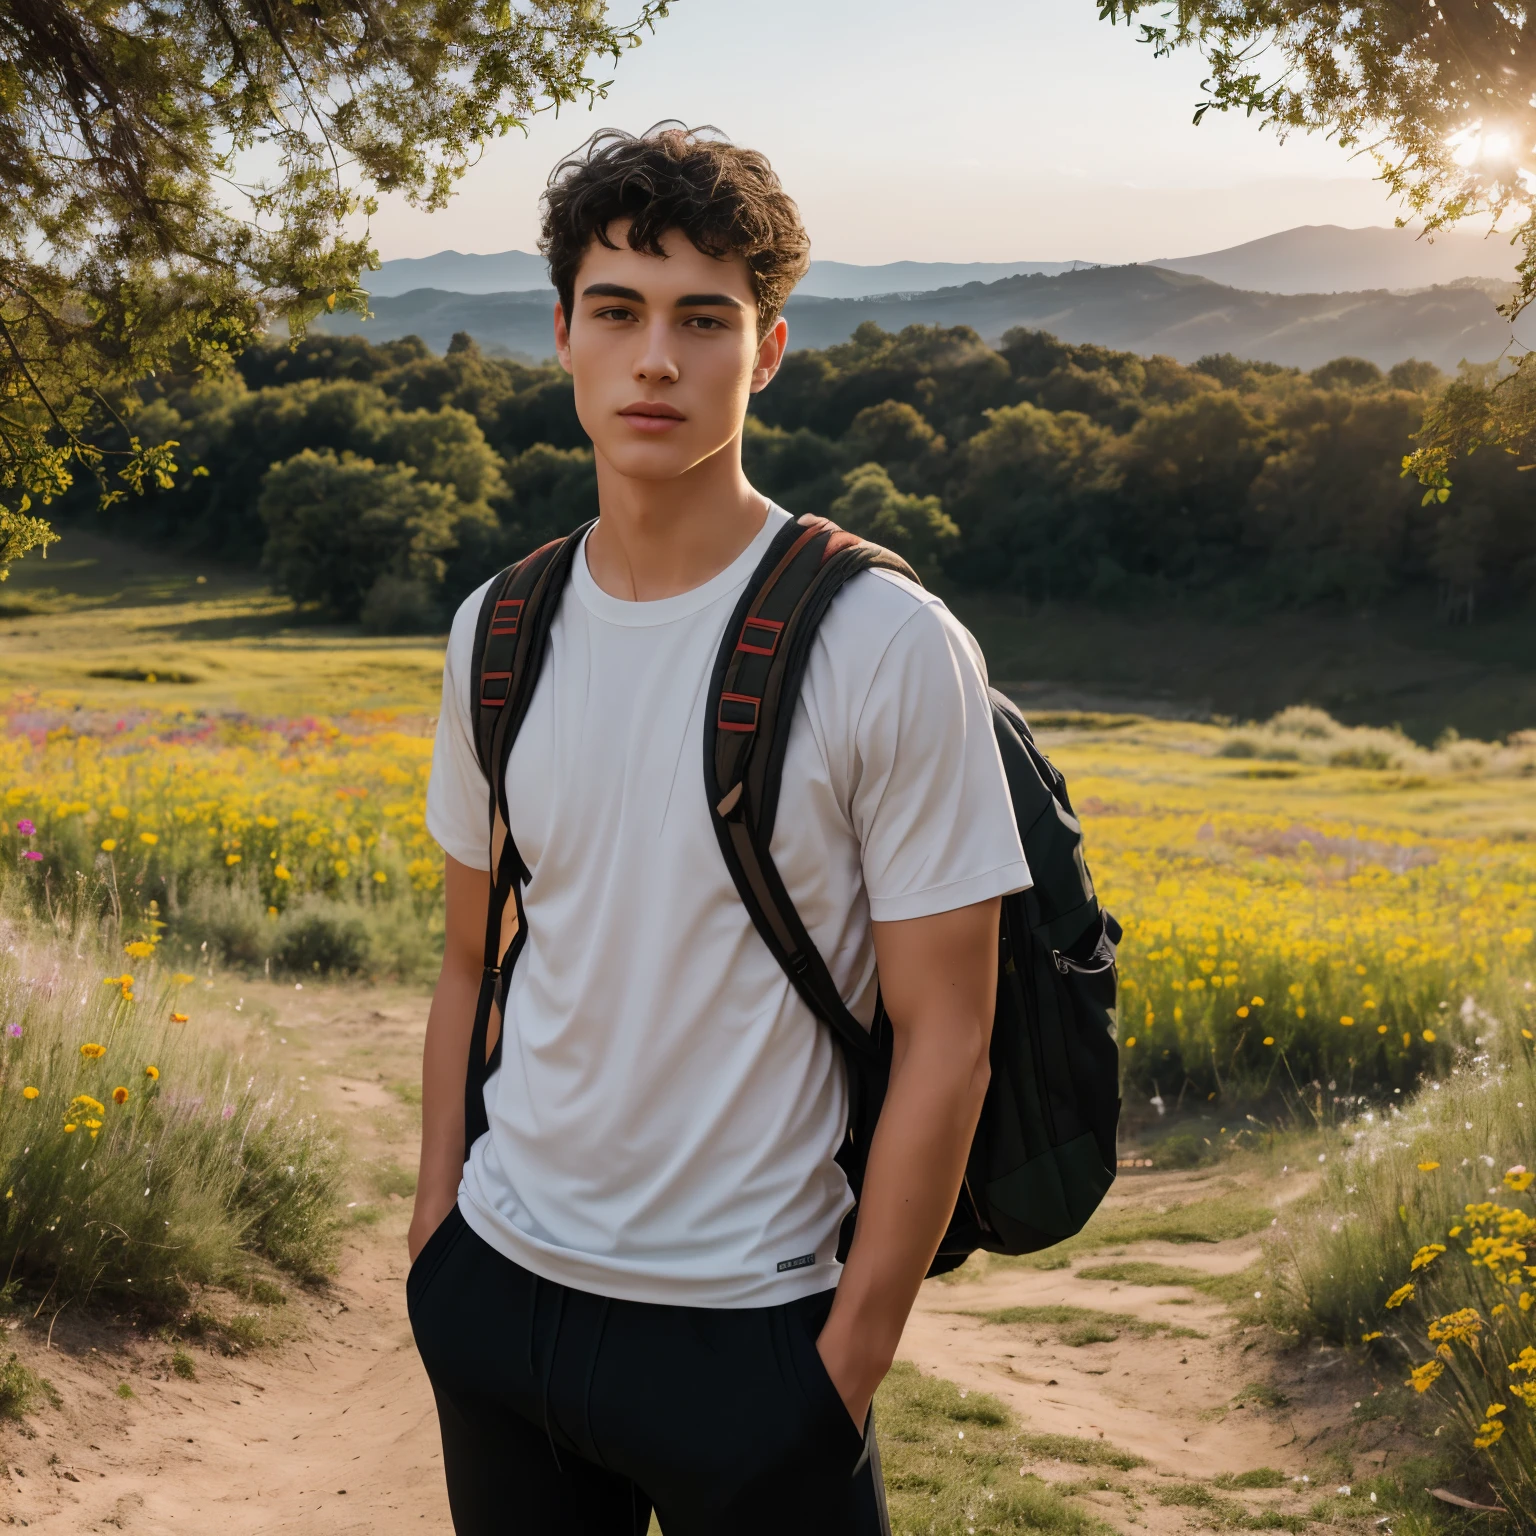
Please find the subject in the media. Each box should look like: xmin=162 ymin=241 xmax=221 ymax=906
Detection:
xmin=2 ymin=980 xmax=1411 ymax=1533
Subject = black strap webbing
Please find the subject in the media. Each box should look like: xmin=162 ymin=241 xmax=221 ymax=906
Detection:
xmin=462 ymin=522 xmax=591 ymax=1158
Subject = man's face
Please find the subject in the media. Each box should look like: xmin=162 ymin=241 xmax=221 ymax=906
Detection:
xmin=554 ymin=224 xmax=786 ymax=482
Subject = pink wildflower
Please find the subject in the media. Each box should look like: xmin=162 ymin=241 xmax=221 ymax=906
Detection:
xmin=21 ymin=850 xmax=42 ymax=862
xmin=15 ymin=819 xmax=35 ymax=836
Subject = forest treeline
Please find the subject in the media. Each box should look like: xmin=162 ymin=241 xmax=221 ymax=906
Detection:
xmin=79 ymin=322 xmax=1534 ymax=629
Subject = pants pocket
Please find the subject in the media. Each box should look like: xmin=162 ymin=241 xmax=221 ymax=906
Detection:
xmin=406 ymin=1202 xmax=466 ymax=1313
xmin=786 ymin=1292 xmax=868 ymax=1461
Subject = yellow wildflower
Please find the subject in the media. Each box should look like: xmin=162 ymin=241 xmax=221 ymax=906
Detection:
xmin=112 ymin=1086 xmax=128 ymax=1105
xmin=1407 ymin=1360 xmax=1443 ymax=1392
xmin=123 ymin=940 xmax=155 ymax=959
xmin=1426 ymin=1308 xmax=1481 ymax=1348
xmin=170 ymin=1011 xmax=188 ymax=1024
xmin=139 ymin=832 xmax=158 ymax=846
xmin=1417 ymin=1161 xmax=1440 ymax=1172
xmin=1504 ymin=1168 xmax=1534 ymax=1193
xmin=21 ymin=1085 xmax=38 ymax=1100
xmin=1386 ymin=1283 xmax=1415 ymax=1309
xmin=1361 ymin=1331 xmax=1383 ymax=1342
xmin=1410 ymin=1244 xmax=1446 ymax=1271
xmin=100 ymin=838 xmax=117 ymax=852
xmin=79 ymin=1041 xmax=106 ymax=1060
xmin=1422 ymin=1029 xmax=1437 ymax=1043
xmin=63 ymin=1122 xmax=76 ymax=1133
xmin=172 ymin=973 xmax=194 ymax=985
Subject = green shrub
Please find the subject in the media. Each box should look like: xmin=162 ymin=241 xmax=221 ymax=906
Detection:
xmin=0 ymin=1353 xmax=57 ymax=1419
xmin=272 ymin=901 xmax=372 ymax=976
xmin=0 ymin=932 xmax=343 ymax=1315
xmin=168 ymin=873 xmax=272 ymax=968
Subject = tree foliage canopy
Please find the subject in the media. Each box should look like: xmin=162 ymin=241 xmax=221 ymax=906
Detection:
xmin=78 ymin=322 xmax=1536 ymax=630
xmin=0 ymin=0 xmax=666 ymax=567
xmin=1097 ymin=1 xmax=1536 ymax=487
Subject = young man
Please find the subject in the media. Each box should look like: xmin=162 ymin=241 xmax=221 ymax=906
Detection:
xmin=409 ymin=125 xmax=1030 ymax=1535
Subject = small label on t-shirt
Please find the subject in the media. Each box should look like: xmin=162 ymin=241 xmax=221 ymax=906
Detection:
xmin=776 ymin=1252 xmax=817 ymax=1273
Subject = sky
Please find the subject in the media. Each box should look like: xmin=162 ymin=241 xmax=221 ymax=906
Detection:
xmin=367 ymin=0 xmax=1407 ymax=266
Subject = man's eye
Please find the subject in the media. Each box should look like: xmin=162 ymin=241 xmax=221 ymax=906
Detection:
xmin=685 ymin=316 xmax=726 ymax=330
xmin=595 ymin=307 xmax=637 ymax=322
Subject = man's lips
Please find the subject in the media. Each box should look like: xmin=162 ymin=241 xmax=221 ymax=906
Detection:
xmin=619 ymin=402 xmax=685 ymax=433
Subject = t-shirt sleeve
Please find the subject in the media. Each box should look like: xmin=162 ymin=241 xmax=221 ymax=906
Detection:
xmin=849 ymin=598 xmax=1031 ymax=924
xmin=425 ymin=584 xmax=495 ymax=871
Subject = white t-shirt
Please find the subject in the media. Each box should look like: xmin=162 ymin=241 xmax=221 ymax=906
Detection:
xmin=426 ymin=506 xmax=1030 ymax=1307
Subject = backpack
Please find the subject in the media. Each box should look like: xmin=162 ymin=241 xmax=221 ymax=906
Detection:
xmin=463 ymin=512 xmax=1121 ymax=1274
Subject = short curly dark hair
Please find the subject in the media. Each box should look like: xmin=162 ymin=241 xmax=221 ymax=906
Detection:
xmin=540 ymin=124 xmax=810 ymax=340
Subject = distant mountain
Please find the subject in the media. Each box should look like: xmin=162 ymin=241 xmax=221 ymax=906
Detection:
xmin=793 ymin=258 xmax=1087 ymax=297
xmin=365 ymin=250 xmax=1089 ymax=299
xmin=367 ymin=249 xmax=551 ymax=296
xmin=1153 ymin=223 xmax=1519 ymax=295
xmin=368 ymin=224 xmax=1522 ymax=303
xmin=314 ymin=265 xmax=1533 ymax=371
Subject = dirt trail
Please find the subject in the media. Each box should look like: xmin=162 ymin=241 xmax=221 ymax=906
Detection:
xmin=4 ymin=982 xmax=1393 ymax=1533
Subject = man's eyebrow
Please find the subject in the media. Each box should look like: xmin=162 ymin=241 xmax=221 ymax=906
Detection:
xmin=674 ymin=293 xmax=743 ymax=310
xmin=582 ymin=282 xmax=645 ymax=301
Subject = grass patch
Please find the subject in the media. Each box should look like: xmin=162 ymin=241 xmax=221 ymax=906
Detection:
xmin=0 ymin=1353 xmax=59 ymax=1419
xmin=1076 ymin=1257 xmax=1268 ymax=1310
xmin=1232 ymin=1383 xmax=1289 ymax=1410
xmin=1015 ymin=1432 xmax=1145 ymax=1472
xmin=170 ymin=1348 xmax=197 ymax=1380
xmin=948 ymin=1192 xmax=1279 ymax=1279
xmin=876 ymin=1362 xmax=1116 ymax=1534
xmin=959 ymin=1304 xmax=1203 ymax=1345
xmin=116 ymin=1381 xmax=134 ymax=1399
xmin=1155 ymin=1482 xmax=1305 ymax=1531
xmin=368 ymin=1160 xmax=418 ymax=1199
xmin=0 ymin=930 xmax=344 ymax=1316
xmin=1214 ymin=1468 xmax=1287 ymax=1489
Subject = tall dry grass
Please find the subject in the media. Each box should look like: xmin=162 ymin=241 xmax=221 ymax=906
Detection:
xmin=1265 ymin=1044 xmax=1536 ymax=1522
xmin=0 ymin=920 xmax=341 ymax=1316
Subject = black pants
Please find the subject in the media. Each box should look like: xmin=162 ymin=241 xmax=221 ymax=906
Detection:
xmin=408 ymin=1205 xmax=891 ymax=1535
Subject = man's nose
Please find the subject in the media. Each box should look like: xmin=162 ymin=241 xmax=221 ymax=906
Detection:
xmin=634 ymin=317 xmax=679 ymax=384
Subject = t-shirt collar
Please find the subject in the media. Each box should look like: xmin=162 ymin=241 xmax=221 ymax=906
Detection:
xmin=571 ymin=504 xmax=793 ymax=628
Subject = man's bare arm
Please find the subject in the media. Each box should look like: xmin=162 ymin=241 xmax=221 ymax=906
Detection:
xmin=408 ymin=854 xmax=489 ymax=1263
xmin=815 ymin=897 xmax=999 ymax=1425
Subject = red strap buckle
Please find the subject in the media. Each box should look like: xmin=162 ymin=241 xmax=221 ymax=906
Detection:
xmin=717 ymin=692 xmax=760 ymax=733
xmin=736 ymin=616 xmax=783 ymax=657
xmin=480 ymin=671 xmax=512 ymax=707
xmin=490 ymin=599 xmax=523 ymax=637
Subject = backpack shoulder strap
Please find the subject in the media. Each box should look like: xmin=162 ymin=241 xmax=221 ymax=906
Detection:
xmin=703 ymin=514 xmax=918 ymax=1063
xmin=461 ymin=520 xmax=590 ymax=1158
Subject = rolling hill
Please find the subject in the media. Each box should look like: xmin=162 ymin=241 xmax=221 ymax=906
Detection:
xmin=314 ymin=263 xmax=1532 ymax=371
xmin=1153 ymin=222 xmax=1520 ymax=294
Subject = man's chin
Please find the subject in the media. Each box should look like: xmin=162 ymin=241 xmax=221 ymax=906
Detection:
xmin=596 ymin=440 xmax=720 ymax=484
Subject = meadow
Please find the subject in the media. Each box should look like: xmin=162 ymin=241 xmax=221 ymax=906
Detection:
xmin=3 ymin=534 xmax=1536 ymax=1524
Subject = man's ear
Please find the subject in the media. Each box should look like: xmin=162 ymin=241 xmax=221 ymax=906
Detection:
xmin=749 ymin=316 xmax=789 ymax=395
xmin=553 ymin=301 xmax=573 ymax=376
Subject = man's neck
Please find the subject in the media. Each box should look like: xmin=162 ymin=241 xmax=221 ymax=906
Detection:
xmin=584 ymin=438 xmax=769 ymax=602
